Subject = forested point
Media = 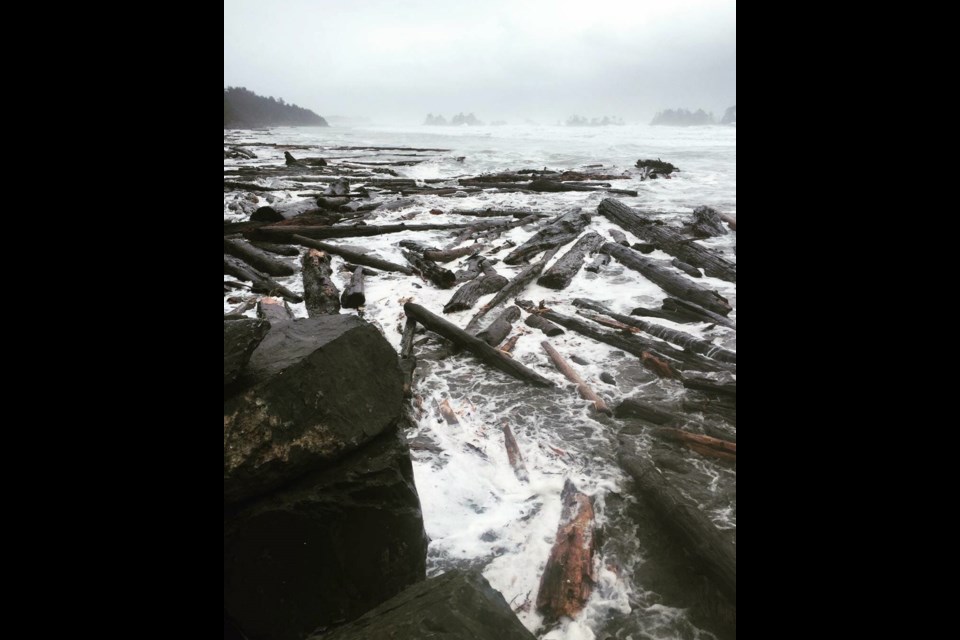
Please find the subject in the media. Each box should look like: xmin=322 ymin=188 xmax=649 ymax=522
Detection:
xmin=224 ymin=87 xmax=329 ymax=128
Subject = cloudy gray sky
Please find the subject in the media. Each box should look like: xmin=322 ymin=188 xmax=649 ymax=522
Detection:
xmin=224 ymin=0 xmax=736 ymax=124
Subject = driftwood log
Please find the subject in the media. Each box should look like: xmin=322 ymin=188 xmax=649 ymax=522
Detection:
xmin=541 ymin=341 xmax=611 ymax=414
xmin=224 ymin=238 xmax=296 ymax=277
xmin=502 ymin=424 xmax=529 ymax=482
xmin=399 ymin=317 xmax=417 ymax=397
xmin=503 ymin=211 xmax=591 ymax=265
xmin=301 ymin=249 xmax=341 ymax=316
xmin=536 ymin=479 xmax=596 ymax=623
xmin=476 ymin=306 xmax=521 ymax=347
xmin=403 ymin=250 xmax=457 ymax=289
xmin=598 ymin=198 xmax=736 ymax=282
xmin=617 ymin=450 xmax=736 ymax=604
xmin=290 ymin=235 xmax=414 ymax=274
xmin=223 ymin=255 xmax=302 ymax=303
xmin=537 ymin=231 xmax=604 ymax=289
xmin=464 ymin=247 xmax=561 ymax=333
xmin=403 ymin=303 xmax=554 ymax=387
xmin=524 ymin=314 xmax=564 ymax=337
xmin=257 ymin=296 xmax=294 ymax=324
xmin=602 ymin=243 xmax=732 ymax=316
xmin=340 ymin=266 xmax=365 ymax=308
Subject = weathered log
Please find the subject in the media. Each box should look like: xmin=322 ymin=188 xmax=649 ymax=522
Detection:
xmin=455 ymin=255 xmax=493 ymax=283
xmin=598 ymin=198 xmax=736 ymax=282
xmin=476 ymin=306 xmax=521 ymax=347
xmin=528 ymin=178 xmax=638 ymax=197
xmin=224 ymin=238 xmax=296 ymax=277
xmin=399 ymin=240 xmax=484 ymax=263
xmin=249 ymin=240 xmax=300 ymax=257
xmin=451 ymin=208 xmax=546 ymax=219
xmin=609 ymin=229 xmax=630 ymax=246
xmin=340 ymin=266 xmax=365 ymax=308
xmin=290 ymin=235 xmax=414 ymax=275
xmin=251 ymin=198 xmax=323 ymax=222
xmin=686 ymin=206 xmax=728 ymax=238
xmin=682 ymin=398 xmax=736 ymax=426
xmin=439 ymin=399 xmax=459 ymax=425
xmin=516 ymin=301 xmax=683 ymax=378
xmin=585 ymin=252 xmax=610 ymax=273
xmin=536 ymin=479 xmax=596 ymax=623
xmin=615 ymin=398 xmax=735 ymax=442
xmin=403 ymin=251 xmax=457 ymax=289
xmin=301 ymin=249 xmax=341 ymax=316
xmin=340 ymin=263 xmax=380 ymax=276
xmin=683 ymin=376 xmax=736 ymax=398
xmin=536 ymin=231 xmax=605 ymax=289
xmin=671 ymin=258 xmax=702 ymax=278
xmin=450 ymin=215 xmax=543 ymax=245
xmin=403 ymin=303 xmax=554 ymax=387
xmin=464 ymin=248 xmax=561 ymax=333
xmin=399 ymin=317 xmax=417 ymax=397
xmin=662 ymin=298 xmax=736 ymax=329
xmin=654 ymin=427 xmax=736 ymax=457
xmin=617 ymin=450 xmax=736 ymax=603
xmin=718 ymin=212 xmax=736 ymax=231
xmin=632 ymin=242 xmax=656 ymax=254
xmin=503 ymin=211 xmax=591 ymax=265
xmin=227 ymin=297 xmax=258 ymax=316
xmin=502 ymin=424 xmax=529 ymax=482
xmin=540 ymin=341 xmax=611 ymax=414
xmin=257 ymin=296 xmax=294 ymax=324
xmin=630 ymin=305 xmax=700 ymax=324
xmin=257 ymin=220 xmax=510 ymax=241
xmin=602 ymin=243 xmax=732 ymax=316
xmin=524 ymin=314 xmax=564 ymax=337
xmin=443 ymin=273 xmax=508 ymax=313
xmin=572 ymin=299 xmax=736 ymax=364
xmin=500 ymin=333 xmax=521 ymax=354
xmin=223 ymin=255 xmax=302 ymax=303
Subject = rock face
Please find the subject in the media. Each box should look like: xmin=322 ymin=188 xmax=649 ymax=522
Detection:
xmin=224 ymin=317 xmax=270 ymax=386
xmin=224 ymin=315 xmax=403 ymax=504
xmin=224 ymin=427 xmax=428 ymax=640
xmin=307 ymin=569 xmax=536 ymax=640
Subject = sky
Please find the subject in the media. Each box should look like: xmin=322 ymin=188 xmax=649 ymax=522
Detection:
xmin=224 ymin=0 xmax=736 ymax=124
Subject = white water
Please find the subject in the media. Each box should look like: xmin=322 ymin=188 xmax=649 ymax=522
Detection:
xmin=225 ymin=123 xmax=735 ymax=639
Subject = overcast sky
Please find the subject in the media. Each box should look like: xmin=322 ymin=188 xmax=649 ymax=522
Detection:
xmin=224 ymin=0 xmax=736 ymax=124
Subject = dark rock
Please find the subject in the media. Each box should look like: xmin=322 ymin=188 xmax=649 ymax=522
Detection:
xmin=224 ymin=317 xmax=270 ymax=387
xmin=225 ymin=427 xmax=428 ymax=640
xmin=224 ymin=315 xmax=403 ymax=504
xmin=252 ymin=198 xmax=325 ymax=222
xmin=600 ymin=372 xmax=617 ymax=386
xmin=324 ymin=177 xmax=350 ymax=196
xmin=307 ymin=569 xmax=535 ymax=640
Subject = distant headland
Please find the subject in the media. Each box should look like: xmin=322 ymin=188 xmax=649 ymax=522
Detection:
xmin=224 ymin=87 xmax=328 ymax=129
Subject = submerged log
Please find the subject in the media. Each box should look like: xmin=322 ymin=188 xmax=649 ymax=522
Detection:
xmin=403 ymin=302 xmax=554 ymax=387
xmin=340 ymin=266 xmax=365 ymax=308
xmin=615 ymin=398 xmax=735 ymax=442
xmin=399 ymin=317 xmax=417 ymax=397
xmin=438 ymin=399 xmax=460 ymax=426
xmin=662 ymin=298 xmax=736 ymax=329
xmin=541 ymin=341 xmax=611 ymax=414
xmin=451 ymin=215 xmax=543 ymax=245
xmin=536 ymin=479 xmax=596 ymax=623
xmin=290 ymin=235 xmax=414 ymax=275
xmin=301 ymin=249 xmax=341 ymax=316
xmin=454 ymin=254 xmax=493 ymax=283
xmin=598 ymin=198 xmax=736 ymax=282
xmin=572 ymin=299 xmax=736 ymax=364
xmin=683 ymin=376 xmax=736 ymax=398
xmin=465 ymin=248 xmax=561 ymax=333
xmin=527 ymin=178 xmax=637 ymax=197
xmin=537 ymin=231 xmax=605 ymax=289
xmin=249 ymin=240 xmax=300 ymax=257
xmin=609 ymin=229 xmax=630 ymax=246
xmin=524 ymin=314 xmax=565 ymax=337
xmin=671 ymin=258 xmax=702 ymax=278
xmin=502 ymin=424 xmax=529 ymax=482
xmin=503 ymin=211 xmax=591 ymax=265
xmin=223 ymin=255 xmax=302 ymax=303
xmin=602 ymin=243 xmax=732 ymax=316
xmin=443 ymin=273 xmax=508 ymax=313
xmin=223 ymin=238 xmax=297 ymax=277
xmin=686 ymin=206 xmax=729 ymax=238
xmin=630 ymin=305 xmax=700 ymax=324
xmin=653 ymin=427 xmax=736 ymax=459
xmin=257 ymin=296 xmax=294 ymax=324
xmin=403 ymin=250 xmax=457 ymax=289
xmin=257 ymin=220 xmax=509 ymax=241
xmin=617 ymin=451 xmax=736 ymax=603
xmin=476 ymin=306 xmax=521 ymax=347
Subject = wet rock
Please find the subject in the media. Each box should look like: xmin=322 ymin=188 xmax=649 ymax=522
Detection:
xmin=600 ymin=372 xmax=617 ymax=386
xmin=224 ymin=317 xmax=270 ymax=386
xmin=306 ymin=569 xmax=535 ymax=640
xmin=224 ymin=315 xmax=403 ymax=504
xmin=225 ymin=428 xmax=428 ymax=640
xmin=570 ymin=355 xmax=590 ymax=366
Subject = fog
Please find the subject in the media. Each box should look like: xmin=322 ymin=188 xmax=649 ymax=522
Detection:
xmin=224 ymin=0 xmax=736 ymax=124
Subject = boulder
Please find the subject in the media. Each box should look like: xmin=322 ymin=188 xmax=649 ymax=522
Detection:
xmin=224 ymin=315 xmax=403 ymax=504
xmin=307 ymin=569 xmax=535 ymax=640
xmin=224 ymin=427 xmax=428 ymax=640
xmin=224 ymin=317 xmax=270 ymax=386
